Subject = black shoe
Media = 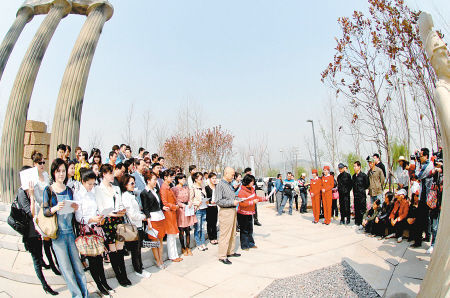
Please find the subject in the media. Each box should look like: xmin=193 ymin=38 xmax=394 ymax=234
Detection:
xmin=254 ymin=221 xmax=262 ymax=226
xmin=124 ymin=278 xmax=132 ymax=286
xmin=43 ymin=285 xmax=58 ymax=296
xmin=219 ymin=258 xmax=232 ymax=265
xmin=346 ymin=219 xmax=350 ymax=225
xmin=102 ymin=282 xmax=113 ymax=291
xmin=227 ymin=253 xmax=241 ymax=257
xmin=97 ymin=284 xmax=110 ymax=296
xmin=118 ymin=280 xmax=130 ymax=287
xmin=340 ymin=221 xmax=344 ymax=225
xmin=411 ymin=243 xmax=422 ymax=248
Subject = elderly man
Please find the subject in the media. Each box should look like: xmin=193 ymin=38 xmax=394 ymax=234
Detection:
xmin=215 ymin=167 xmax=240 ymax=265
xmin=368 ymin=156 xmax=385 ymax=205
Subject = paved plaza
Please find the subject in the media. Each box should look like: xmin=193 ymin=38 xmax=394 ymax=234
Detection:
xmin=0 ymin=202 xmax=430 ymax=297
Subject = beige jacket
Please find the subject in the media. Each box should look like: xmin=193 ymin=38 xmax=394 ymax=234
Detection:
xmin=368 ymin=166 xmax=385 ymax=196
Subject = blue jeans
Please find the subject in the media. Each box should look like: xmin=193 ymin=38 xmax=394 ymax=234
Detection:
xmin=194 ymin=208 xmax=207 ymax=246
xmin=431 ymin=216 xmax=440 ymax=247
xmin=278 ymin=194 xmax=293 ymax=215
xmin=52 ymin=233 xmax=88 ymax=298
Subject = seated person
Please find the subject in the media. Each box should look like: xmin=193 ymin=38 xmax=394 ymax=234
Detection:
xmin=387 ymin=189 xmax=410 ymax=243
xmin=373 ymin=191 xmax=394 ymax=238
xmin=362 ymin=199 xmax=381 ymax=235
xmin=407 ymin=192 xmax=425 ymax=248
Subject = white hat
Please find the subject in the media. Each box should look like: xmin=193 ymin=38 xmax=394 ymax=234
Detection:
xmin=398 ymin=156 xmax=407 ymax=162
xmin=301 ymin=173 xmax=306 ymax=177
xmin=396 ymin=189 xmax=407 ymax=197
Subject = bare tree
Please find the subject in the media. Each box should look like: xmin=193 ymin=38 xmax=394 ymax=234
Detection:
xmin=153 ymin=123 xmax=170 ymax=154
xmin=88 ymin=130 xmax=103 ymax=150
xmin=142 ymin=109 xmax=153 ymax=150
xmin=319 ymin=96 xmax=342 ymax=169
xmin=122 ymin=102 xmax=135 ymax=148
xmin=176 ymin=98 xmax=205 ymax=137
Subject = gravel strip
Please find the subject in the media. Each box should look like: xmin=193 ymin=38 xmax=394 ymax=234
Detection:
xmin=258 ymin=261 xmax=380 ymax=298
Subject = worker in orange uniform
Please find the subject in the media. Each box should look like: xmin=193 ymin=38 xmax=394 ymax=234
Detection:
xmin=321 ymin=166 xmax=334 ymax=225
xmin=309 ymin=169 xmax=322 ymax=223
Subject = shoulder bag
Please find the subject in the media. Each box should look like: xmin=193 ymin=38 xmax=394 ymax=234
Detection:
xmin=36 ymin=186 xmax=58 ymax=239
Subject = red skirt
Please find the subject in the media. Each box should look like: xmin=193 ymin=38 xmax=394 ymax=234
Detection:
xmin=148 ymin=220 xmax=166 ymax=240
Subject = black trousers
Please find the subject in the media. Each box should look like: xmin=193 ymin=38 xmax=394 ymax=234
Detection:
xmin=25 ymin=237 xmax=49 ymax=287
xmin=206 ymin=206 xmax=218 ymax=241
xmin=332 ymin=199 xmax=338 ymax=217
xmin=408 ymin=220 xmax=423 ymax=245
xmin=237 ymin=213 xmax=255 ymax=249
xmin=394 ymin=219 xmax=408 ymax=238
xmin=125 ymin=229 xmax=144 ymax=274
xmin=87 ymin=255 xmax=109 ymax=288
xmin=372 ymin=219 xmax=392 ymax=236
xmin=294 ymin=194 xmax=299 ymax=211
xmin=339 ymin=192 xmax=350 ymax=222
xmin=179 ymin=226 xmax=191 ymax=249
xmin=354 ymin=196 xmax=367 ymax=226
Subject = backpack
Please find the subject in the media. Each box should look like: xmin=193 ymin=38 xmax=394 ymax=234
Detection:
xmin=7 ymin=194 xmax=29 ymax=236
xmin=283 ymin=183 xmax=293 ymax=197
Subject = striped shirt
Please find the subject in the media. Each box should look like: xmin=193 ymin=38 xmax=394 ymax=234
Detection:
xmin=215 ymin=179 xmax=236 ymax=208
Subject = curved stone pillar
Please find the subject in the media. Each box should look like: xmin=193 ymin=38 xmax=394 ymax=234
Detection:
xmin=0 ymin=0 xmax=71 ymax=203
xmin=417 ymin=12 xmax=450 ymax=298
xmin=50 ymin=1 xmax=113 ymax=161
xmin=0 ymin=5 xmax=34 ymax=81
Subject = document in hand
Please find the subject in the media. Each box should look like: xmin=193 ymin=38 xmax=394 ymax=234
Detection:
xmin=146 ymin=228 xmax=159 ymax=238
xmin=58 ymin=200 xmax=80 ymax=214
xmin=185 ymin=205 xmax=195 ymax=216
xmin=20 ymin=167 xmax=39 ymax=190
xmin=100 ymin=207 xmax=114 ymax=217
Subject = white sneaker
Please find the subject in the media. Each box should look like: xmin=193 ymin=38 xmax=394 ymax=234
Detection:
xmin=385 ymin=233 xmax=395 ymax=239
xmin=426 ymin=246 xmax=434 ymax=254
xmin=142 ymin=270 xmax=152 ymax=278
xmin=135 ymin=272 xmax=145 ymax=278
xmin=397 ymin=237 xmax=403 ymax=243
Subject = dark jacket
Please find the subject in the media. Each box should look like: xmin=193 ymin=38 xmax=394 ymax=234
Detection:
xmin=352 ymin=172 xmax=369 ymax=197
xmin=377 ymin=201 xmax=394 ymax=222
xmin=376 ymin=162 xmax=386 ymax=178
xmin=337 ymin=172 xmax=352 ymax=195
xmin=140 ymin=188 xmax=164 ymax=218
xmin=16 ymin=188 xmax=39 ymax=239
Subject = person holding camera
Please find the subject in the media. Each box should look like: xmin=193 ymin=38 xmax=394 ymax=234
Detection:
xmin=414 ymin=148 xmax=434 ymax=242
xmin=277 ymin=172 xmax=296 ymax=216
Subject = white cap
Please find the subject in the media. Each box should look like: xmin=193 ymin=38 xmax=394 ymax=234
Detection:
xmin=396 ymin=189 xmax=407 ymax=197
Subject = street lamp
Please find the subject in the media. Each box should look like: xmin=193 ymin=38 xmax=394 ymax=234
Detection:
xmin=307 ymin=120 xmax=318 ymax=170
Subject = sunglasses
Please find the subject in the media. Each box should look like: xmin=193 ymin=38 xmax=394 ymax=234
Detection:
xmin=38 ymin=161 xmax=45 ymax=165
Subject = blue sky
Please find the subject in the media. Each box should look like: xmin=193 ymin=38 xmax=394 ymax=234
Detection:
xmin=0 ymin=0 xmax=448 ymax=167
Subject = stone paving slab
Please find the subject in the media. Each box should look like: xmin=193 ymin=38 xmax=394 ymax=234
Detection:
xmin=0 ymin=202 xmax=431 ymax=297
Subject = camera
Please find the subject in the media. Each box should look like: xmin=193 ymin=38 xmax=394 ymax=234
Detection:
xmin=410 ymin=151 xmax=420 ymax=161
xmin=433 ymin=150 xmax=443 ymax=160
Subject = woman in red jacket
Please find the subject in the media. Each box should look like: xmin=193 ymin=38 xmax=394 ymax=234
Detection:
xmin=321 ymin=166 xmax=334 ymax=225
xmin=237 ymin=175 xmax=267 ymax=250
xmin=310 ymin=169 xmax=322 ymax=223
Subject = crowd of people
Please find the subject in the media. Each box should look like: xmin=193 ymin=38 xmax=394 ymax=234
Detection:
xmin=268 ymin=150 xmax=443 ymax=252
xmin=9 ymin=144 xmax=267 ymax=297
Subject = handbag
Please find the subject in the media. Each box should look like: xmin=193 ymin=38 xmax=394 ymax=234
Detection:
xmin=112 ymin=193 xmax=138 ymax=242
xmin=36 ymin=187 xmax=58 ymax=239
xmin=332 ymin=188 xmax=339 ymax=200
xmin=75 ymin=226 xmax=106 ymax=256
xmin=427 ymin=185 xmax=438 ymax=209
xmin=116 ymin=215 xmax=139 ymax=242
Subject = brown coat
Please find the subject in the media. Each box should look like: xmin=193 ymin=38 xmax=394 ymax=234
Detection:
xmin=368 ymin=166 xmax=385 ymax=196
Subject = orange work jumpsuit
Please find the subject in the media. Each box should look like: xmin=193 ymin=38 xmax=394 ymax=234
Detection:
xmin=321 ymin=175 xmax=334 ymax=224
xmin=309 ymin=177 xmax=322 ymax=223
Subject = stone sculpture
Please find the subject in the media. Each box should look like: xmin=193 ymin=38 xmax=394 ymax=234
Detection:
xmin=417 ymin=11 xmax=450 ymax=298
xmin=0 ymin=0 xmax=113 ymax=203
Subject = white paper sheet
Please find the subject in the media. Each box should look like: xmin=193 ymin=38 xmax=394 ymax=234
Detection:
xmin=146 ymin=228 xmax=159 ymax=238
xmin=268 ymin=188 xmax=276 ymax=198
xmin=185 ymin=205 xmax=195 ymax=216
xmin=236 ymin=193 xmax=255 ymax=202
xmin=20 ymin=167 xmax=39 ymax=190
xmin=100 ymin=207 xmax=114 ymax=217
xmin=58 ymin=200 xmax=80 ymax=215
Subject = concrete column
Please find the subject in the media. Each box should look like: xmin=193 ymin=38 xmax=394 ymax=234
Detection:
xmin=50 ymin=1 xmax=113 ymax=161
xmin=0 ymin=5 xmax=34 ymax=81
xmin=0 ymin=1 xmax=70 ymax=203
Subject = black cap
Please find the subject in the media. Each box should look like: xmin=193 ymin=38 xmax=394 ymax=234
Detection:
xmin=338 ymin=163 xmax=346 ymax=169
